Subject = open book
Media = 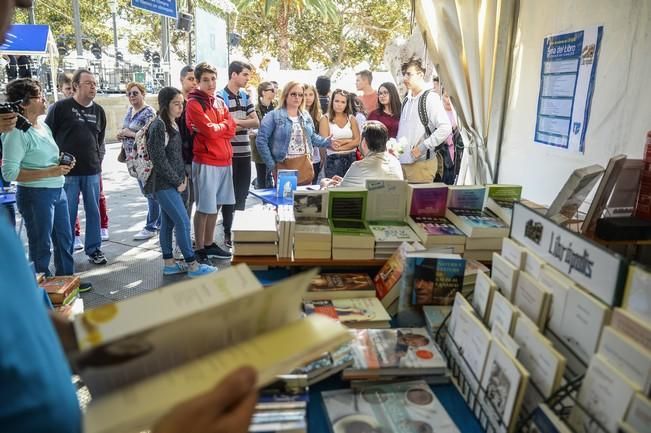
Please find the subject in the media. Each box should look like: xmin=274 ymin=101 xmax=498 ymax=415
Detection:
xmin=73 ymin=264 xmax=351 ymax=433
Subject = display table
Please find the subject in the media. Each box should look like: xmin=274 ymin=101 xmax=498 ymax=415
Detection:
xmin=232 ymin=255 xmax=386 ymax=268
xmin=0 ymin=192 xmax=16 ymax=205
xmin=249 ymin=186 xmax=319 ymax=207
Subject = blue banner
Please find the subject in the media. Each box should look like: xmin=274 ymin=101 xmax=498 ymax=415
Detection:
xmin=131 ymin=0 xmax=177 ymax=19
xmin=0 ymin=24 xmax=50 ymax=54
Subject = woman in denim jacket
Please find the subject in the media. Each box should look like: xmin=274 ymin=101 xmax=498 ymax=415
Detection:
xmin=256 ymin=81 xmax=331 ymax=178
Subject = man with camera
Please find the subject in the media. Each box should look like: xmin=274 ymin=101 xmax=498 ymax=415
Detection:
xmin=45 ymin=69 xmax=108 ymax=265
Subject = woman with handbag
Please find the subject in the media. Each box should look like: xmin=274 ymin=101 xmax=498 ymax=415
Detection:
xmin=318 ymin=89 xmax=360 ymax=178
xmin=256 ymin=81 xmax=332 ymax=186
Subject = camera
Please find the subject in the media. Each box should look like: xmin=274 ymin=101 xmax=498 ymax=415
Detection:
xmin=59 ymin=152 xmax=75 ymax=166
xmin=0 ymin=101 xmax=32 ymax=132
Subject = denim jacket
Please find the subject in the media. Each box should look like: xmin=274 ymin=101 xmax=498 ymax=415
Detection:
xmin=256 ymin=108 xmax=330 ymax=172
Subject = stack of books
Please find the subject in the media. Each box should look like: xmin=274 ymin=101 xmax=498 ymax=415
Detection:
xmin=462 ymin=259 xmax=490 ymax=295
xmin=40 ymin=275 xmax=80 ymax=309
xmin=328 ymin=188 xmax=375 ymax=260
xmin=404 ymin=183 xmax=466 ymax=253
xmin=276 ymin=204 xmax=295 ymax=259
xmin=484 ymin=184 xmax=523 ymax=226
xmin=445 ymin=185 xmax=509 ymax=261
xmin=251 ymin=376 xmax=309 ymax=433
xmin=291 ymin=342 xmax=354 ymax=386
xmin=231 ymin=208 xmax=278 ymax=256
xmin=374 ymin=242 xmax=426 ymax=316
xmin=293 ymin=190 xmax=331 ymax=259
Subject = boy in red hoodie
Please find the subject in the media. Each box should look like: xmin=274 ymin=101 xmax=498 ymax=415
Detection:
xmin=186 ymin=62 xmax=237 ymax=260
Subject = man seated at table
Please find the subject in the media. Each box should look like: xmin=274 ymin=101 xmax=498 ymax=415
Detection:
xmin=320 ymin=121 xmax=403 ymax=188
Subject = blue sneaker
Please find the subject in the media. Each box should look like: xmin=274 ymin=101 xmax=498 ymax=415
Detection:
xmin=163 ymin=262 xmax=189 ymax=276
xmin=188 ymin=263 xmax=217 ymax=278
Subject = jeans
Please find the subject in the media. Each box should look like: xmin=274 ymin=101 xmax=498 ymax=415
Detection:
xmin=65 ymin=175 xmax=102 ymax=256
xmin=254 ymin=162 xmax=274 ymax=189
xmin=75 ymin=176 xmax=108 ymax=235
xmin=222 ymin=155 xmax=251 ymax=237
xmin=16 ymin=186 xmax=74 ymax=276
xmin=154 ymin=188 xmax=195 ymax=262
xmin=324 ymin=152 xmax=356 ymax=178
xmin=1 ymin=174 xmax=15 ymax=228
xmin=184 ymin=163 xmax=194 ymax=218
xmin=137 ymin=179 xmax=161 ymax=232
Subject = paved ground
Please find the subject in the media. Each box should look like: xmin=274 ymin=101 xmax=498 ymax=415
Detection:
xmin=58 ymin=142 xmax=260 ymax=309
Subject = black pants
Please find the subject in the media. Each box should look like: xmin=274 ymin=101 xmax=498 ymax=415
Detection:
xmin=254 ymin=162 xmax=274 ymax=189
xmin=222 ymin=155 xmax=251 ymax=238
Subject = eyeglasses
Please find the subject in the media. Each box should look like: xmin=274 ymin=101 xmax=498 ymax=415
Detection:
xmin=289 ymin=92 xmax=304 ymax=98
xmin=127 ymin=91 xmax=141 ymax=97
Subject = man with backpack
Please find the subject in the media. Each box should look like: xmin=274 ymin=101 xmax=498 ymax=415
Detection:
xmin=185 ymin=62 xmax=236 ymax=261
xmin=177 ymin=65 xmax=197 ymax=216
xmin=397 ymin=58 xmax=452 ymax=184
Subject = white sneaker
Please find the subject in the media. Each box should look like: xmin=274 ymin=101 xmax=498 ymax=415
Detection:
xmin=74 ymin=236 xmax=84 ymax=250
xmin=173 ymin=244 xmax=183 ymax=260
xmin=100 ymin=228 xmax=109 ymax=241
xmin=133 ymin=228 xmax=157 ymax=240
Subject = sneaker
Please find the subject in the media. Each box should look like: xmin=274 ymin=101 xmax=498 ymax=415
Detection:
xmin=74 ymin=236 xmax=84 ymax=250
xmin=100 ymin=228 xmax=109 ymax=241
xmin=163 ymin=262 xmax=189 ymax=276
xmin=204 ymin=243 xmax=232 ymax=259
xmin=188 ymin=263 xmax=217 ymax=278
xmin=133 ymin=228 xmax=157 ymax=241
xmin=194 ymin=249 xmax=210 ymax=263
xmin=172 ymin=244 xmax=183 ymax=260
xmin=224 ymin=239 xmax=233 ymax=249
xmin=88 ymin=250 xmax=107 ymax=265
xmin=79 ymin=282 xmax=93 ymax=293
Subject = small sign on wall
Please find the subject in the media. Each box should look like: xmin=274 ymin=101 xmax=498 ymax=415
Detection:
xmin=534 ymin=26 xmax=603 ymax=154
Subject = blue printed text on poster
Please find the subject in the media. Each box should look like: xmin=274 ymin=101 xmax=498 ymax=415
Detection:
xmin=131 ymin=0 xmax=177 ymax=19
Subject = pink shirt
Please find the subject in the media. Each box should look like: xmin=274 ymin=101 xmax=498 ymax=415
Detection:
xmin=445 ymin=108 xmax=458 ymax=160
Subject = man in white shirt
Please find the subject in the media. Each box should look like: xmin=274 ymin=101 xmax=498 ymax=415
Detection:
xmin=397 ymin=58 xmax=452 ymax=165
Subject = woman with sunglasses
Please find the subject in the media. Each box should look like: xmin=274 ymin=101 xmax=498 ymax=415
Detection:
xmin=318 ymin=89 xmax=360 ymax=178
xmin=250 ymin=81 xmax=276 ymax=189
xmin=304 ymin=83 xmax=324 ymax=183
xmin=117 ymin=82 xmax=160 ymax=241
xmin=256 ymin=81 xmax=331 ymax=185
xmin=368 ymin=82 xmax=401 ymax=139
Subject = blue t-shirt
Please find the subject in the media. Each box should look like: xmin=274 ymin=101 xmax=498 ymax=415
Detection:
xmin=0 ymin=217 xmax=81 ymax=433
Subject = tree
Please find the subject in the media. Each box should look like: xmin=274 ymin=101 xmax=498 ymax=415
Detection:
xmin=234 ymin=0 xmax=410 ymax=74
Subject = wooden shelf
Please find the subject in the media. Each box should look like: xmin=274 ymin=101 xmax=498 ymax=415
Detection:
xmin=231 ymin=255 xmax=386 ymax=267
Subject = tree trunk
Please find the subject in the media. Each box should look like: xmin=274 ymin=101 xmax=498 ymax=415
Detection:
xmin=277 ymin=1 xmax=290 ymax=69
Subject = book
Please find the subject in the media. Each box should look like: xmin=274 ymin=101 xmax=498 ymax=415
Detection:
xmin=530 ymin=404 xmax=573 ymax=433
xmin=569 ymin=354 xmax=637 ymax=433
xmin=464 ymin=259 xmax=490 ymax=285
xmin=501 ymin=237 xmax=526 ymax=270
xmin=231 ymin=241 xmax=278 ymax=256
xmin=538 ymin=265 xmax=574 ymax=336
xmin=463 ymin=249 xmax=496 ymax=261
xmin=423 ymin=305 xmax=451 ymax=335
xmin=622 ymin=263 xmax=651 ymax=325
xmin=453 ymin=306 xmax=492 ymax=384
xmin=231 ymin=208 xmax=278 ymax=243
xmin=404 ymin=252 xmax=466 ymax=306
xmin=607 ymin=159 xmax=645 ymax=217
xmin=524 ymin=248 xmax=545 ymax=279
xmin=623 ymin=393 xmax=651 ymax=433
xmin=513 ymin=271 xmax=551 ymax=329
xmin=559 ymin=285 xmax=610 ymax=362
xmin=485 ymin=184 xmax=523 ymax=225
xmin=512 ymin=317 xmax=565 ymax=398
xmin=407 ymin=215 xmax=466 ymax=246
xmin=488 ymin=290 xmax=519 ymax=335
xmin=322 ymin=380 xmax=460 ymax=433
xmin=472 ymin=270 xmax=496 ymax=321
xmin=277 ymin=169 xmax=297 ymax=198
xmin=581 ymin=154 xmax=628 ymax=235
xmin=303 ymin=273 xmax=376 ymax=301
xmin=406 ymin=182 xmax=449 ymax=217
xmin=597 ymin=326 xmax=651 ymax=395
xmin=344 ymin=328 xmax=447 ymax=379
xmin=491 ymin=252 xmax=520 ymax=301
xmin=303 ymin=297 xmax=391 ymax=328
xmin=368 ymin=222 xmax=420 ymax=245
xmin=332 ymin=247 xmax=374 ymax=260
xmin=445 ymin=208 xmax=510 ymax=238
xmin=546 ymin=164 xmax=605 ymax=222
xmin=77 ymin=265 xmax=351 ymax=433
xmin=328 ymin=187 xmax=369 ymax=229
xmin=480 ymin=339 xmax=530 ymax=433
xmin=446 ymin=185 xmax=487 ymax=210
xmin=492 ymin=323 xmax=520 ymax=357
xmin=40 ymin=275 xmax=80 ymax=305
xmin=611 ymin=307 xmax=651 ymax=349
xmin=375 ymin=242 xmax=423 ymax=310
xmin=293 ymin=189 xmax=328 ymax=218
xmin=465 ymin=236 xmax=504 ymax=250
xmin=365 ymin=179 xmax=409 ymax=222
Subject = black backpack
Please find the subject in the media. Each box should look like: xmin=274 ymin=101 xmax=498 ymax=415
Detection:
xmin=402 ymin=90 xmax=456 ymax=185
xmin=177 ymin=97 xmax=208 ymax=164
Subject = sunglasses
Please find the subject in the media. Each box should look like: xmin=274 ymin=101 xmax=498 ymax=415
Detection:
xmin=333 ymin=89 xmax=350 ymax=96
xmin=289 ymin=92 xmax=304 ymax=98
xmin=127 ymin=91 xmax=141 ymax=97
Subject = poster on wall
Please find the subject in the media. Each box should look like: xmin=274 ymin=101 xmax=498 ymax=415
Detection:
xmin=534 ymin=26 xmax=603 ymax=154
xmin=195 ymin=8 xmax=228 ymax=87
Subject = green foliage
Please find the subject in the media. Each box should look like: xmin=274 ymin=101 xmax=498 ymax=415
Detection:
xmin=234 ymin=0 xmax=410 ymax=73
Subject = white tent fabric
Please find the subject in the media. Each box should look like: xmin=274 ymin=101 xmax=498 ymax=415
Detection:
xmin=414 ymin=0 xmax=517 ymax=184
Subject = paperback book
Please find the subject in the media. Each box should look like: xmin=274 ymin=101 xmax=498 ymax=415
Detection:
xmin=405 ymin=253 xmax=466 ymax=306
xmin=303 ymin=273 xmax=376 ymax=301
xmin=303 ymin=297 xmax=391 ymax=328
xmin=546 ymin=164 xmax=605 ymax=223
xmin=445 ymin=208 xmax=510 ymax=238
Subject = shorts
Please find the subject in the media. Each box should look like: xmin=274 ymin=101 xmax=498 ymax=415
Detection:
xmin=192 ymin=163 xmax=235 ymax=214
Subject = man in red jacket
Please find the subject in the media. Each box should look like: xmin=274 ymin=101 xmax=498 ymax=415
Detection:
xmin=186 ymin=62 xmax=237 ymax=260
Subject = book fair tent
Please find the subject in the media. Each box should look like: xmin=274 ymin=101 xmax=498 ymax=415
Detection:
xmin=0 ymin=24 xmax=58 ymax=102
xmin=414 ymin=0 xmax=651 ymax=206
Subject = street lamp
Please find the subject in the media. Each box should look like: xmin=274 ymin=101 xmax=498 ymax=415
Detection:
xmin=109 ymin=0 xmax=119 ymax=67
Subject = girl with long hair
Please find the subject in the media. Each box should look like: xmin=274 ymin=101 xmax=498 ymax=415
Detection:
xmin=368 ymin=82 xmax=401 ymax=138
xmin=250 ymin=81 xmax=276 ymax=188
xmin=304 ymin=83 xmax=324 ymax=183
xmin=318 ymin=89 xmax=360 ymax=178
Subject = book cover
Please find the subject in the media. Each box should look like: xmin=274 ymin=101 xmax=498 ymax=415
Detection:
xmin=491 ymin=252 xmax=520 ymax=301
xmin=447 ymin=185 xmax=487 ymax=210
xmin=407 ymin=183 xmax=449 ymax=217
xmin=293 ymin=189 xmax=328 ymax=219
xmin=492 ymin=323 xmax=520 ymax=358
xmin=607 ymin=159 xmax=645 ymax=217
xmin=423 ymin=305 xmax=452 ymax=335
xmin=488 ymin=290 xmax=519 ymax=335
xmin=623 ymin=393 xmax=651 ymax=433
xmin=530 ymin=404 xmax=573 ymax=433
xmin=276 ymin=170 xmax=298 ymax=198
xmin=546 ymin=164 xmax=605 ymax=222
xmin=231 ymin=208 xmax=278 ymax=243
xmin=453 ymin=306 xmax=492 ymax=383
xmin=611 ymin=307 xmax=651 ymax=349
xmin=597 ymin=326 xmax=651 ymax=395
xmin=375 ymin=242 xmax=420 ymax=309
xmin=445 ymin=208 xmax=509 ymax=238
xmin=328 ymin=188 xmax=368 ymax=221
xmin=304 ymin=273 xmax=376 ymax=301
xmin=40 ymin=276 xmax=80 ymax=305
xmin=513 ymin=271 xmax=551 ymax=328
xmin=538 ymin=266 xmax=573 ymax=336
xmin=486 ymin=184 xmax=523 ymax=202
xmin=368 ymin=222 xmax=420 ymax=243
xmin=501 ymin=237 xmax=526 ymax=270
xmin=365 ymin=179 xmax=409 ymax=222
xmin=472 ymin=270 xmax=496 ymax=321
xmin=622 ymin=263 xmax=651 ymax=325
xmin=405 ymin=253 xmax=466 ymax=306
xmin=412 ymin=215 xmax=465 ymax=236
xmin=345 ymin=328 xmax=447 ymax=377
xmin=322 ymin=380 xmax=460 ymax=433
xmin=303 ymin=297 xmax=391 ymax=328
xmin=581 ymin=154 xmax=627 ymax=235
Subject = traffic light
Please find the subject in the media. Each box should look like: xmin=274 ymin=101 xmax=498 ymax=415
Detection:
xmin=144 ymin=49 xmax=151 ymax=62
xmin=151 ymin=51 xmax=160 ymax=68
xmin=56 ymin=40 xmax=68 ymax=57
xmin=91 ymin=43 xmax=102 ymax=59
xmin=116 ymin=51 xmax=123 ymax=62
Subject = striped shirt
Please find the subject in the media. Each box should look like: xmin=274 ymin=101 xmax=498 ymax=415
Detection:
xmin=217 ymin=87 xmax=255 ymax=157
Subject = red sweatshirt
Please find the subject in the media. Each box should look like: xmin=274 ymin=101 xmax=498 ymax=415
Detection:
xmin=185 ymin=89 xmax=236 ymax=166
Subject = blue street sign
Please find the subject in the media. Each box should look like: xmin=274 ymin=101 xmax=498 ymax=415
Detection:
xmin=131 ymin=0 xmax=177 ymax=19
xmin=0 ymin=24 xmax=50 ymax=54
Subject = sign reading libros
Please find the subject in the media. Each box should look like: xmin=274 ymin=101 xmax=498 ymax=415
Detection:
xmin=131 ymin=0 xmax=177 ymax=19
